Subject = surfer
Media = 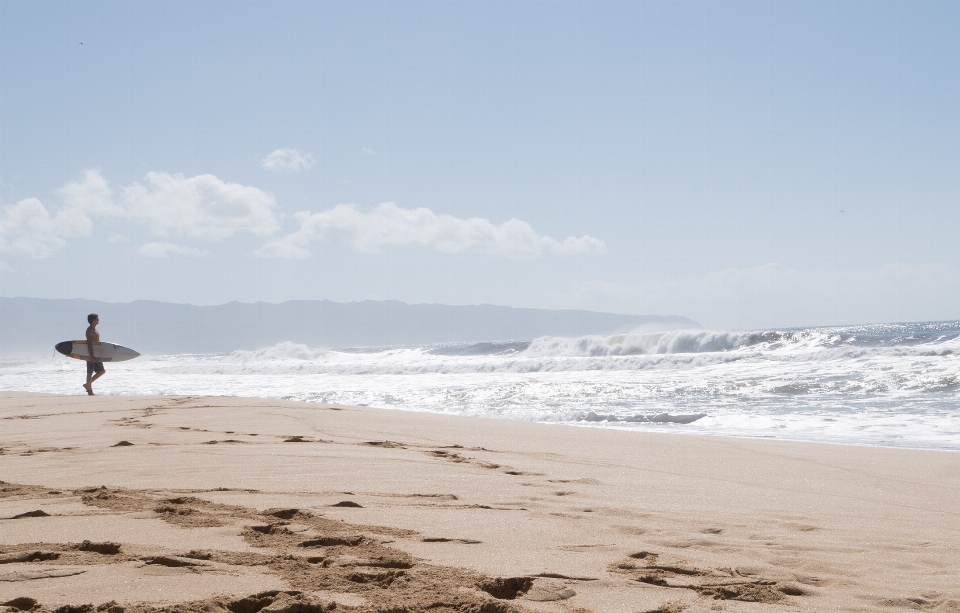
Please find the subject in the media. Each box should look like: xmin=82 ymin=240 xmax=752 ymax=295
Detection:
xmin=83 ymin=313 xmax=104 ymax=395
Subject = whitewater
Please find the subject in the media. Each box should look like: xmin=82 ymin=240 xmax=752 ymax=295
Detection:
xmin=3 ymin=321 xmax=959 ymax=450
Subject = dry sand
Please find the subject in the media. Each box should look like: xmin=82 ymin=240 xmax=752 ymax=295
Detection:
xmin=0 ymin=391 xmax=958 ymax=612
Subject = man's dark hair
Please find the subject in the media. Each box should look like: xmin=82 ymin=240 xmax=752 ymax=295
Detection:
xmin=87 ymin=313 xmax=98 ymax=324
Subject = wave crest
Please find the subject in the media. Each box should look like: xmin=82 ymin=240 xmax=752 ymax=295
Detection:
xmin=228 ymin=341 xmax=331 ymax=362
xmin=522 ymin=329 xmax=802 ymax=357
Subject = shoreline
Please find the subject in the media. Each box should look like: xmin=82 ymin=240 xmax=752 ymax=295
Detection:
xmin=1 ymin=391 xmax=958 ymax=611
xmin=6 ymin=320 xmax=960 ymax=454
xmin=4 ymin=388 xmax=958 ymax=454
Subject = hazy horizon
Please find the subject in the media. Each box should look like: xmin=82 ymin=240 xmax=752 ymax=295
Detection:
xmin=0 ymin=296 xmax=701 ymax=357
xmin=2 ymin=1 xmax=958 ymax=330
xmin=4 ymin=294 xmax=690 ymax=317
xmin=6 ymin=293 xmax=959 ymax=332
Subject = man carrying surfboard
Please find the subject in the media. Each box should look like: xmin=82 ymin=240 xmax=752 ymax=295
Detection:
xmin=55 ymin=327 xmax=139 ymax=385
xmin=83 ymin=313 xmax=105 ymax=395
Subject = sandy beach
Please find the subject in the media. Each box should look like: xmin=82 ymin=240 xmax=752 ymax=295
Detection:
xmin=1 ymin=391 xmax=958 ymax=612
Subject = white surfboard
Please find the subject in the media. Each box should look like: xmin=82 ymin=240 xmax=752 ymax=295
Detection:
xmin=55 ymin=340 xmax=141 ymax=362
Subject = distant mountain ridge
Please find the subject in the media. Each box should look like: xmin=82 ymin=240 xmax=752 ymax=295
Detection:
xmin=0 ymin=297 xmax=700 ymax=356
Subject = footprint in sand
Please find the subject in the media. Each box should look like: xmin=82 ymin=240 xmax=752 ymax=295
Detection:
xmin=421 ymin=537 xmax=482 ymax=544
xmin=7 ymin=509 xmax=50 ymax=519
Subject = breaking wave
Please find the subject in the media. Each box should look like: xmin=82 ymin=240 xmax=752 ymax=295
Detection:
xmin=523 ymin=324 xmax=960 ymax=358
xmin=3 ymin=320 xmax=959 ymax=450
xmin=202 ymin=323 xmax=960 ymax=378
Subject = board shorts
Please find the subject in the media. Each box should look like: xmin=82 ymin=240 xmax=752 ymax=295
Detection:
xmin=87 ymin=361 xmax=105 ymax=375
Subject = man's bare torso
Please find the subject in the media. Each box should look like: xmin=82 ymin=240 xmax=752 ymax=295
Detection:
xmin=86 ymin=325 xmax=99 ymax=344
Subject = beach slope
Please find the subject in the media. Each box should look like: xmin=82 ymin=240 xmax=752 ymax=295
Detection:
xmin=1 ymin=392 xmax=957 ymax=612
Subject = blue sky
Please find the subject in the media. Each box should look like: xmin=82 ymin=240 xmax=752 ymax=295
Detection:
xmin=1 ymin=0 xmax=958 ymax=330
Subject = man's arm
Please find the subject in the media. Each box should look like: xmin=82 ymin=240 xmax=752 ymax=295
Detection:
xmin=86 ymin=327 xmax=96 ymax=362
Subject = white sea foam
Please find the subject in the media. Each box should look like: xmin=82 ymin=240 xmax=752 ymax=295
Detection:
xmin=523 ymin=329 xmax=760 ymax=356
xmin=2 ymin=322 xmax=958 ymax=450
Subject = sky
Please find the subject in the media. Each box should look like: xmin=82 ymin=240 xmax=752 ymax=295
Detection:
xmin=1 ymin=0 xmax=958 ymax=331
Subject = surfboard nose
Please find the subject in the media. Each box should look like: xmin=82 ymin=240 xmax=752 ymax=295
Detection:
xmin=55 ymin=341 xmax=73 ymax=356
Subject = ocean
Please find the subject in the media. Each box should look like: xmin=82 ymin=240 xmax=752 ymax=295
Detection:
xmin=3 ymin=321 xmax=958 ymax=450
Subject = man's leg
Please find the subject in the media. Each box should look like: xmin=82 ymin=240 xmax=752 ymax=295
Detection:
xmin=84 ymin=362 xmax=102 ymax=394
xmin=90 ymin=363 xmax=105 ymax=392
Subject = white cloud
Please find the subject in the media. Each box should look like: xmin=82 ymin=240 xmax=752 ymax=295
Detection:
xmin=260 ymin=148 xmax=315 ymax=173
xmin=108 ymin=233 xmax=128 ymax=243
xmin=0 ymin=169 xmax=113 ymax=257
xmin=1 ymin=169 xmax=282 ymax=257
xmin=138 ymin=242 xmax=209 ymax=257
xmin=360 ymin=147 xmax=375 ymax=155
xmin=0 ymin=197 xmax=93 ymax=257
xmin=56 ymin=168 xmax=121 ymax=216
xmin=0 ymin=261 xmax=11 ymax=272
xmin=256 ymin=202 xmax=606 ymax=258
xmin=123 ymin=172 xmax=280 ymax=240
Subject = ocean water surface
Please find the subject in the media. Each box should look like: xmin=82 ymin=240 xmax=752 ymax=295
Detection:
xmin=3 ymin=321 xmax=958 ymax=450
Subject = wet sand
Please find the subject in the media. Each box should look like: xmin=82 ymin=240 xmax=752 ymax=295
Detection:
xmin=1 ymin=391 xmax=958 ymax=612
